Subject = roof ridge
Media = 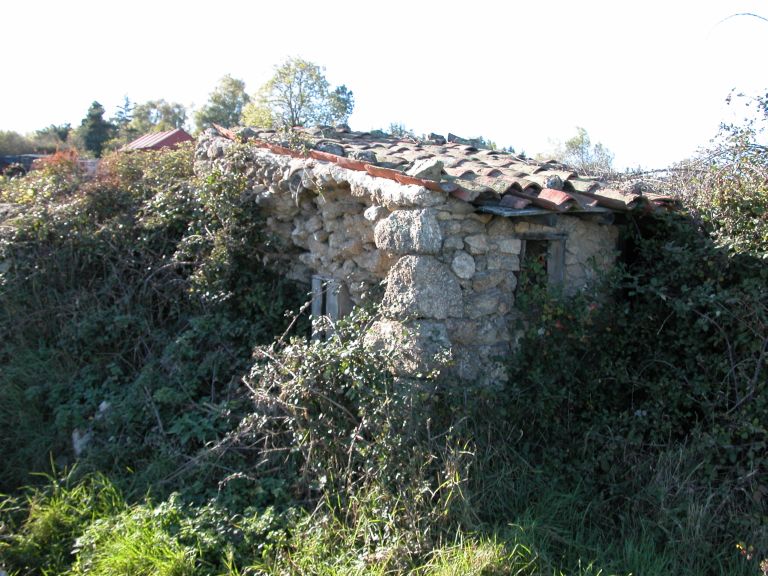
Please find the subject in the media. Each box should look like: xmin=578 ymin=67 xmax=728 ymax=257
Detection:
xmin=210 ymin=125 xmax=673 ymax=214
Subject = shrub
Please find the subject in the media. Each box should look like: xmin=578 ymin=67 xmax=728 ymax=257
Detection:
xmin=228 ymin=308 xmax=469 ymax=552
xmin=664 ymin=123 xmax=768 ymax=259
xmin=0 ymin=143 xmax=305 ymax=494
xmin=505 ymin=211 xmax=767 ymax=571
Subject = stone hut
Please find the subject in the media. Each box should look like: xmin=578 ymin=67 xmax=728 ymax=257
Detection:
xmin=195 ymin=126 xmax=675 ymax=384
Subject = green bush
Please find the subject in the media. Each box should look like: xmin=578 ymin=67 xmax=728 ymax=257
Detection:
xmin=232 ymin=308 xmax=467 ymax=551
xmin=504 ymin=212 xmax=767 ymax=572
xmin=0 ymin=143 xmax=305 ymax=494
xmin=1 ymin=474 xmax=296 ymax=576
xmin=666 ymin=124 xmax=768 ymax=259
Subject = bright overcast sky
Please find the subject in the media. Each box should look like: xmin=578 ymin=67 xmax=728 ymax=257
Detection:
xmin=1 ymin=0 xmax=766 ymax=169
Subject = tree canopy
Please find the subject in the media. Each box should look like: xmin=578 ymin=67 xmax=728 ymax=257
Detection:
xmin=194 ymin=75 xmax=250 ymax=132
xmin=554 ymin=127 xmax=614 ymax=176
xmin=242 ymin=57 xmax=354 ymax=129
xmin=112 ymin=96 xmax=134 ymax=132
xmin=130 ymin=100 xmax=187 ymax=134
xmin=77 ymin=101 xmax=114 ymax=157
xmin=0 ymin=131 xmax=36 ymax=156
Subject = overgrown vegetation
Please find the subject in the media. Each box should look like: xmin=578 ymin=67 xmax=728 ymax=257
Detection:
xmin=1 ymin=122 xmax=767 ymax=575
xmin=0 ymin=143 xmax=305 ymax=495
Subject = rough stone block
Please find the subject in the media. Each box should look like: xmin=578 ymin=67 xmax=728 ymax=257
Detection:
xmin=305 ymin=214 xmax=323 ymax=233
xmin=464 ymin=234 xmax=489 ymax=255
xmin=382 ymin=255 xmax=462 ymax=319
xmin=353 ymin=249 xmax=386 ymax=274
xmin=444 ymin=197 xmax=477 ymax=215
xmin=320 ymin=199 xmax=363 ymax=220
xmin=328 ymin=233 xmax=363 ymax=258
xmin=348 ymin=171 xmax=445 ymax=209
xmin=445 ymin=318 xmax=480 ymax=345
xmin=406 ymin=158 xmax=444 ymax=181
xmin=451 ymin=251 xmax=476 ymax=279
xmin=471 ymin=270 xmax=505 ymax=291
xmin=363 ymin=205 xmax=389 ymax=222
xmin=468 ymin=213 xmax=493 ymax=224
xmin=443 ymin=236 xmax=465 ymax=251
xmin=495 ymin=238 xmax=522 ymax=254
xmin=257 ymin=190 xmax=301 ymax=221
xmin=440 ymin=220 xmax=462 ymax=235
xmin=374 ymin=209 xmax=442 ymax=255
xmin=290 ymin=225 xmax=309 ymax=249
xmin=447 ymin=316 xmax=510 ymax=346
xmin=465 ymin=288 xmax=504 ymax=319
xmin=459 ymin=219 xmax=486 ymax=235
xmin=448 ymin=344 xmax=511 ymax=386
xmin=486 ymin=253 xmax=520 ymax=271
xmin=364 ymin=319 xmax=452 ymax=376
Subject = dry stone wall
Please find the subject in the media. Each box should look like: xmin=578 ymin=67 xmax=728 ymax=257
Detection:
xmin=195 ymin=133 xmax=618 ymax=384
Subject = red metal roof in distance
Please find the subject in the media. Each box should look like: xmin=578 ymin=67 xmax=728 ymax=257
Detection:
xmin=121 ymin=129 xmax=193 ymax=151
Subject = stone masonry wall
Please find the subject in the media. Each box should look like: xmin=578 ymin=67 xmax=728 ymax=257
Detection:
xmin=195 ymin=134 xmax=618 ymax=384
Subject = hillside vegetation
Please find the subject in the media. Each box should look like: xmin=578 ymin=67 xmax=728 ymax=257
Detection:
xmin=0 ymin=128 xmax=766 ymax=575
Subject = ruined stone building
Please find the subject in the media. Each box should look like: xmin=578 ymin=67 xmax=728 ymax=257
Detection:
xmin=195 ymin=126 xmax=675 ymax=383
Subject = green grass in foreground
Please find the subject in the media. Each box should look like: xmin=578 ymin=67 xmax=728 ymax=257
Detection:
xmin=2 ymin=470 xmax=762 ymax=576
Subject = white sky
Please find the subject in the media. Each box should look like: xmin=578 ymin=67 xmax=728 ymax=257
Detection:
xmin=1 ymin=0 xmax=766 ymax=169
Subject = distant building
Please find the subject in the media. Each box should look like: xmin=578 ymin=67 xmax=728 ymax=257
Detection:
xmin=121 ymin=129 xmax=193 ymax=152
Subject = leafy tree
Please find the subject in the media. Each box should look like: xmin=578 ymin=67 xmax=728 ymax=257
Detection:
xmin=36 ymin=124 xmax=71 ymax=143
xmin=555 ymin=127 xmax=614 ymax=176
xmin=108 ymin=97 xmax=138 ymax=147
xmin=130 ymin=100 xmax=188 ymax=134
xmin=0 ymin=131 xmax=35 ymax=155
xmin=242 ymin=57 xmax=354 ymax=128
xmin=0 ymin=126 xmax=72 ymax=156
xmin=387 ymin=123 xmax=416 ymax=139
xmin=77 ymin=101 xmax=115 ymax=157
xmin=32 ymin=124 xmax=71 ymax=153
xmin=328 ymin=84 xmax=354 ymax=126
xmin=194 ymin=75 xmax=250 ymax=131
xmin=112 ymin=96 xmax=134 ymax=131
xmin=472 ymin=135 xmax=498 ymax=150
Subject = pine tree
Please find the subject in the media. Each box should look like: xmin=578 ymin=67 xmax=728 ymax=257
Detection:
xmin=79 ymin=101 xmax=115 ymax=157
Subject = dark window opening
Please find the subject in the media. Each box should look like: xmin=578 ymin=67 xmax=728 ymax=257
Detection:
xmin=518 ymin=234 xmax=566 ymax=293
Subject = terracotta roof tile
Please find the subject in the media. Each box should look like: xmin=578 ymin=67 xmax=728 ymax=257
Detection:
xmin=444 ymin=166 xmax=477 ymax=179
xmin=213 ymin=125 xmax=674 ymax=215
xmin=500 ymin=194 xmax=532 ymax=209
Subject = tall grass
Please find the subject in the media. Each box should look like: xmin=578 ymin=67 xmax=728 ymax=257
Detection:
xmin=0 ymin=469 xmax=124 ymax=575
xmin=70 ymin=508 xmax=197 ymax=576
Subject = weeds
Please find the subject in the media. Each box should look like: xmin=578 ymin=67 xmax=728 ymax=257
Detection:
xmin=0 ymin=468 xmax=124 ymax=575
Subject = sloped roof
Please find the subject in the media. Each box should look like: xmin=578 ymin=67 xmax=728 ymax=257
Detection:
xmin=122 ymin=128 xmax=193 ymax=151
xmin=212 ymin=125 xmax=678 ymax=214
